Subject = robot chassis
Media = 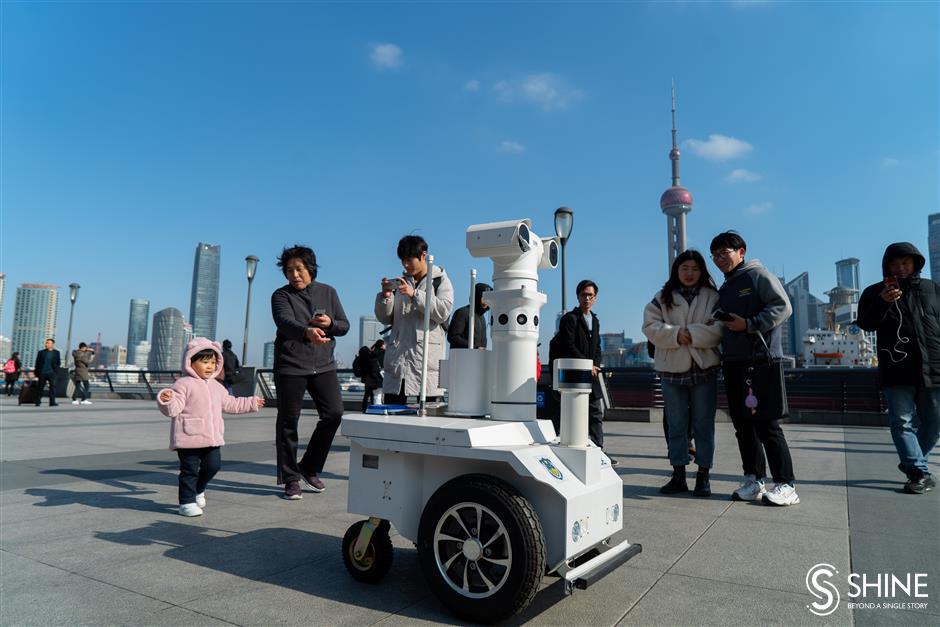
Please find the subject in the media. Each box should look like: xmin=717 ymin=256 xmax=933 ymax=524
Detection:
xmin=340 ymin=219 xmax=641 ymax=623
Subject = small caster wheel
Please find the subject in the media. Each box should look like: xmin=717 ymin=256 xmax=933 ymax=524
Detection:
xmin=342 ymin=519 xmax=393 ymax=583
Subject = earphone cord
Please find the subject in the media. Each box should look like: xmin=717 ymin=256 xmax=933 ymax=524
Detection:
xmin=879 ymin=300 xmax=910 ymax=363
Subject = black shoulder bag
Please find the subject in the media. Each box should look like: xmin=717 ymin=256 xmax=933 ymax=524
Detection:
xmin=743 ymin=332 xmax=789 ymax=420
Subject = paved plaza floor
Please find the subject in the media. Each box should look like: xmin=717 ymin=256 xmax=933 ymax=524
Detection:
xmin=1 ymin=398 xmax=937 ymax=626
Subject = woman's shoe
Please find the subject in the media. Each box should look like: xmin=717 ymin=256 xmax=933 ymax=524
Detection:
xmin=693 ymin=469 xmax=711 ymax=497
xmin=659 ymin=466 xmax=689 ymax=494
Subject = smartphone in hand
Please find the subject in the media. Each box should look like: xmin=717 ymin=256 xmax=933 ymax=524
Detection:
xmin=884 ymin=276 xmax=899 ymax=290
xmin=712 ymin=309 xmax=734 ymax=322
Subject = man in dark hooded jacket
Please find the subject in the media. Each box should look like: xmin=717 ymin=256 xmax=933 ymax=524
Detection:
xmin=447 ymin=283 xmax=492 ymax=349
xmin=858 ymin=242 xmax=940 ymax=494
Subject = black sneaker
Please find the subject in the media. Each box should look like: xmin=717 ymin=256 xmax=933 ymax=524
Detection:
xmin=300 ymin=470 xmax=326 ymax=493
xmin=904 ymin=470 xmax=931 ymax=495
xmin=693 ymin=470 xmax=711 ymax=498
xmin=283 ymin=480 xmax=303 ymax=500
xmin=923 ymin=474 xmax=936 ymax=491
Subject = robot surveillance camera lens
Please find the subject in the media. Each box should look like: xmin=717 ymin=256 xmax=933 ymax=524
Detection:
xmin=516 ymin=314 xmax=527 ymax=325
xmin=517 ymin=223 xmax=531 ymax=252
xmin=548 ymin=240 xmax=558 ymax=266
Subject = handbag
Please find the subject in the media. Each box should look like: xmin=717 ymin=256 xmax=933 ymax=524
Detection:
xmin=742 ymin=333 xmax=789 ymax=420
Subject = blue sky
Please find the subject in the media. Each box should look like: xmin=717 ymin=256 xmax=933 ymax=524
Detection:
xmin=2 ymin=1 xmax=937 ymax=365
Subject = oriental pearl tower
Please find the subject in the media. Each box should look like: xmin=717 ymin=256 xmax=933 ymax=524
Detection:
xmin=660 ymin=82 xmax=693 ymax=271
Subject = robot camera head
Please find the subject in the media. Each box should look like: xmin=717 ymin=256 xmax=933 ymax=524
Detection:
xmin=466 ymin=220 xmax=537 ymax=260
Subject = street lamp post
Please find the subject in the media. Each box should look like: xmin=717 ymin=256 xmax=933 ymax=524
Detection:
xmin=242 ymin=256 xmax=259 ymax=365
xmin=554 ymin=206 xmax=574 ymax=312
xmin=65 ymin=283 xmax=80 ymax=368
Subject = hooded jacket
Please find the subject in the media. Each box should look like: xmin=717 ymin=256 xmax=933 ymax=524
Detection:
xmin=157 ymin=337 xmax=259 ymax=450
xmin=717 ymin=258 xmax=793 ymax=362
xmin=72 ymin=348 xmax=94 ymax=382
xmin=447 ymin=282 xmax=491 ymax=349
xmin=642 ymin=287 xmax=723 ymax=374
xmin=857 ymin=242 xmax=940 ymax=388
xmin=375 ymin=265 xmax=454 ymax=396
xmin=271 ymin=281 xmax=349 ymax=376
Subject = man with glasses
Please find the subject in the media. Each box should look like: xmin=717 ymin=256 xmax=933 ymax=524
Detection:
xmin=710 ymin=231 xmax=799 ymax=506
xmin=548 ymin=280 xmax=617 ymax=465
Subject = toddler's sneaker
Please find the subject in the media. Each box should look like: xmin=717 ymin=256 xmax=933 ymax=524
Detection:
xmin=283 ymin=480 xmax=303 ymax=500
xmin=762 ymin=482 xmax=800 ymax=506
xmin=179 ymin=503 xmax=203 ymax=517
xmin=195 ymin=492 xmax=206 ymax=508
xmin=732 ymin=475 xmax=766 ymax=501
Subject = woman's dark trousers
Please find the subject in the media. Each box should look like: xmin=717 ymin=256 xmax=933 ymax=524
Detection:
xmin=723 ymin=362 xmax=795 ymax=484
xmin=177 ymin=446 xmax=221 ymax=504
xmin=275 ymin=372 xmax=344 ymax=484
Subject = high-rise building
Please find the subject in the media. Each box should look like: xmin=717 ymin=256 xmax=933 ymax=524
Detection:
xmin=190 ymin=242 xmax=221 ymax=340
xmin=0 ymin=272 xmax=6 ymax=324
xmin=835 ymin=258 xmax=860 ymax=302
xmin=149 ymin=307 xmax=186 ymax=371
xmin=11 ymin=283 xmax=59 ymax=358
xmin=126 ymin=298 xmax=150 ymax=365
xmin=929 ymin=213 xmax=940 ymax=279
xmin=263 ymin=340 xmax=275 ymax=369
xmin=659 ymin=82 xmax=693 ymax=271
xmin=131 ymin=340 xmax=151 ymax=368
xmin=0 ymin=336 xmax=11 ymax=363
xmin=784 ymin=273 xmax=823 ymax=357
xmin=359 ymin=315 xmax=383 ymax=348
xmin=99 ymin=345 xmax=127 ymax=367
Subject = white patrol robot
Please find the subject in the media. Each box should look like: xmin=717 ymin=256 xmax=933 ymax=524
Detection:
xmin=340 ymin=219 xmax=640 ymax=623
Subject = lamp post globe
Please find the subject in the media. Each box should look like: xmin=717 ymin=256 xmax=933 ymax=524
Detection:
xmin=66 ymin=283 xmax=80 ymax=368
xmin=553 ymin=207 xmax=574 ymax=312
xmin=242 ymin=256 xmax=259 ymax=364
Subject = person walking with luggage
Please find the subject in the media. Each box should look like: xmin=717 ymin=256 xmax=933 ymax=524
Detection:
xmin=375 ymin=235 xmax=454 ymax=405
xmin=643 ymin=250 xmax=723 ymax=497
xmin=158 ymin=337 xmax=264 ymax=516
xmin=272 ymin=245 xmax=349 ymax=500
xmin=33 ymin=339 xmax=61 ymax=407
xmin=857 ymin=242 xmax=940 ymax=494
xmin=3 ymin=352 xmax=21 ymax=396
xmin=71 ymin=342 xmax=94 ymax=405
xmin=710 ymin=231 xmax=798 ymax=506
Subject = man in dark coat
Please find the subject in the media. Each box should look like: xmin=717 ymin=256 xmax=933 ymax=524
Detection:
xmin=447 ymin=283 xmax=492 ymax=349
xmin=358 ymin=340 xmax=385 ymax=412
xmin=857 ymin=242 xmax=940 ymax=494
xmin=548 ymin=279 xmax=615 ymax=464
xmin=221 ymin=339 xmax=240 ymax=392
xmin=33 ymin=338 xmax=61 ymax=407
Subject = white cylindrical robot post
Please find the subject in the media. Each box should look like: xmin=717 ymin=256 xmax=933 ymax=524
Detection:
xmin=552 ymin=358 xmax=594 ymax=447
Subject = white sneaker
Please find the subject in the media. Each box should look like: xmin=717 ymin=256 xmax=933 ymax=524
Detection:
xmin=80 ymin=400 xmax=92 ymax=405
xmin=195 ymin=492 xmax=206 ymax=508
xmin=71 ymin=400 xmax=80 ymax=405
xmin=732 ymin=475 xmax=766 ymax=501
xmin=762 ymin=483 xmax=800 ymax=506
xmin=179 ymin=503 xmax=203 ymax=517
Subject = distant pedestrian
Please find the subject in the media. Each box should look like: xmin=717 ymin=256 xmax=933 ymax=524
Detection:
xmin=158 ymin=338 xmax=264 ymax=517
xmin=447 ymin=283 xmax=492 ymax=349
xmin=221 ymin=339 xmax=240 ymax=393
xmin=4 ymin=352 xmax=22 ymax=396
xmin=857 ymin=242 xmax=939 ymax=495
xmin=71 ymin=342 xmax=95 ymax=405
xmin=272 ymin=245 xmax=349 ymax=500
xmin=711 ymin=231 xmax=799 ymax=506
xmin=355 ymin=340 xmax=385 ymax=412
xmin=375 ymin=235 xmax=454 ymax=404
xmin=643 ymin=250 xmax=723 ymax=497
xmin=33 ymin=339 xmax=61 ymax=407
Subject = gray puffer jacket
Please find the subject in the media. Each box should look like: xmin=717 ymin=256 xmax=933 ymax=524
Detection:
xmin=375 ymin=266 xmax=454 ymax=397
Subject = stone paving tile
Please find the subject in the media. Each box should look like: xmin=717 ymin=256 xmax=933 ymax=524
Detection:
xmin=620 ymin=572 xmax=853 ymax=626
xmin=615 ymin=505 xmax=724 ymax=573
xmin=667 ymin=517 xmax=850 ymax=596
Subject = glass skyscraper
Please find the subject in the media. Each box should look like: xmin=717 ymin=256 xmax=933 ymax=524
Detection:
xmin=11 ymin=283 xmax=59 ymax=358
xmin=835 ymin=258 xmax=860 ymax=302
xmin=149 ymin=307 xmax=186 ymax=371
xmin=929 ymin=213 xmax=940 ymax=280
xmin=190 ymin=242 xmax=220 ymax=340
xmin=784 ymin=272 xmax=824 ymax=356
xmin=126 ymin=298 xmax=150 ymax=365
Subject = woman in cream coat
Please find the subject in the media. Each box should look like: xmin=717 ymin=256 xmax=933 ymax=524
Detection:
xmin=643 ymin=250 xmax=723 ymax=497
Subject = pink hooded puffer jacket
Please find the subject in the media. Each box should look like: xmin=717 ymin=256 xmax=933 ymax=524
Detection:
xmin=157 ymin=337 xmax=258 ymax=450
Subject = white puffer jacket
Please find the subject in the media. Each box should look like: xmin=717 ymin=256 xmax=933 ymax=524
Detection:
xmin=642 ymin=288 xmax=723 ymax=374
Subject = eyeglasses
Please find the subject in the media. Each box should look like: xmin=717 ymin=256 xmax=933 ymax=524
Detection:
xmin=711 ymin=249 xmax=737 ymax=261
xmin=578 ymin=293 xmax=597 ymax=300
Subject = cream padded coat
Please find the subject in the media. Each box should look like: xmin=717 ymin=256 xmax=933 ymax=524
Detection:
xmin=642 ymin=288 xmax=723 ymax=374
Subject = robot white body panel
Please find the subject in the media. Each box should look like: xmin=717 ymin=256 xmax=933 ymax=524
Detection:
xmin=341 ymin=219 xmax=640 ymax=622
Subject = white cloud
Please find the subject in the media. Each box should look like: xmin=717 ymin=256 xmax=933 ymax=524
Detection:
xmin=881 ymin=157 xmax=901 ymax=168
xmin=370 ymin=43 xmax=403 ymax=70
xmin=499 ymin=140 xmax=525 ymax=153
xmin=493 ymin=73 xmax=583 ymax=111
xmin=744 ymin=201 xmax=773 ymax=215
xmin=684 ymin=134 xmax=753 ymax=161
xmin=726 ymin=168 xmax=762 ymax=183
xmin=464 ymin=79 xmax=480 ymax=92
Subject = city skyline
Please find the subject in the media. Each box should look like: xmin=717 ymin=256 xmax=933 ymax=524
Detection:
xmin=2 ymin=2 xmax=935 ymax=365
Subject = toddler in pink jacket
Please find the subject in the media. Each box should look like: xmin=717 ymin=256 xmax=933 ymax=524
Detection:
xmin=158 ymin=337 xmax=264 ymax=517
